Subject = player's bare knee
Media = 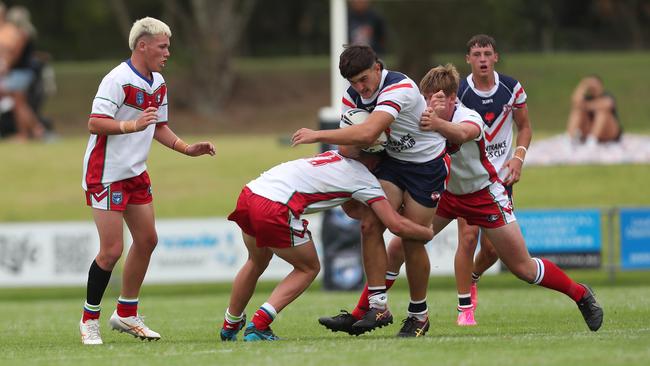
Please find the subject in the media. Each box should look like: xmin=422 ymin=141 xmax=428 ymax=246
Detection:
xmin=97 ymin=245 xmax=123 ymax=268
xmin=360 ymin=215 xmax=384 ymax=236
xmin=302 ymin=259 xmax=321 ymax=280
xmin=509 ymin=263 xmax=536 ymax=283
xmin=483 ymin=245 xmax=499 ymax=261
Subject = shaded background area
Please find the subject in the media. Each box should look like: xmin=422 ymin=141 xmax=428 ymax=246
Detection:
xmin=2 ymin=0 xmax=649 ymax=136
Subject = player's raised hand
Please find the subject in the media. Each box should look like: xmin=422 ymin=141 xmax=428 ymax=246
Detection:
xmin=186 ymin=141 xmax=216 ymax=157
xmin=419 ymin=106 xmax=437 ymax=131
xmin=135 ymin=107 xmax=159 ymax=130
xmin=291 ymin=128 xmax=319 ymax=146
xmin=428 ymin=90 xmax=447 ymax=117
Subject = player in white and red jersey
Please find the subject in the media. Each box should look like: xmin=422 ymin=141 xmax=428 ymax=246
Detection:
xmin=292 ymin=45 xmax=448 ymax=336
xmin=78 ymin=17 xmax=215 ymax=345
xmin=219 ymin=146 xmax=434 ymax=341
xmin=452 ymin=34 xmax=533 ymax=325
xmin=419 ymin=64 xmax=602 ymax=333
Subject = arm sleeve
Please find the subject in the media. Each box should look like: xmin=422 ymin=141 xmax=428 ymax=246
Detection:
xmin=89 ymin=75 xmax=124 ymax=119
xmin=374 ymin=80 xmax=417 ymax=118
xmin=512 ymin=82 xmax=527 ymax=109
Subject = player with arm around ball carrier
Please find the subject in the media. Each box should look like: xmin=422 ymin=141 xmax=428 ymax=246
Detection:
xmin=79 ymin=17 xmax=215 ymax=345
xmin=219 ymin=145 xmax=434 ymax=341
xmin=292 ymin=44 xmax=449 ymax=337
xmin=421 ymin=63 xmax=603 ymax=333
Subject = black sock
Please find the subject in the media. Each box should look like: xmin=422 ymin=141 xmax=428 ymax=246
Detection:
xmin=408 ymin=300 xmax=427 ymax=314
xmin=458 ymin=295 xmax=472 ymax=307
xmin=86 ymin=260 xmax=112 ymax=306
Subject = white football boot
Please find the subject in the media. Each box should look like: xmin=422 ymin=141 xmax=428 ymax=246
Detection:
xmin=80 ymin=319 xmax=103 ymax=345
xmin=108 ymin=310 xmax=161 ymax=341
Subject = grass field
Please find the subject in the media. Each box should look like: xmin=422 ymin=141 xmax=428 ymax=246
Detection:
xmin=1 ymin=271 xmax=649 ymax=366
xmin=0 ymin=134 xmax=649 ymax=222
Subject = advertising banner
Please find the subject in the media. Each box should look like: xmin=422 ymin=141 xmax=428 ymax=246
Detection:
xmin=0 ymin=222 xmax=99 ymax=287
xmin=517 ymin=209 xmax=602 ymax=268
xmin=620 ymin=208 xmax=650 ymax=270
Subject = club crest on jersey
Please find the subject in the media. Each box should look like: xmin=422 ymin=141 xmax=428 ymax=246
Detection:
xmin=111 ymin=191 xmax=123 ymax=205
xmin=484 ymin=111 xmax=496 ymax=123
xmin=136 ymin=91 xmax=145 ymax=106
xmin=431 ymin=191 xmax=441 ymax=202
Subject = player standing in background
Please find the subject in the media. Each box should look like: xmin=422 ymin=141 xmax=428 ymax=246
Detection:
xmin=452 ymin=34 xmax=533 ymax=326
xmin=79 ymin=17 xmax=215 ymax=345
xmin=220 ymin=146 xmax=434 ymax=341
xmin=292 ymin=45 xmax=448 ymax=337
xmin=420 ymin=63 xmax=603 ymax=333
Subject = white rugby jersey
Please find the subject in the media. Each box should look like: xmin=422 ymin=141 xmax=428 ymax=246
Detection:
xmin=457 ymin=71 xmax=527 ymax=171
xmin=82 ymin=60 xmax=168 ymax=189
xmin=445 ymin=104 xmax=501 ymax=195
xmin=341 ymin=69 xmax=446 ymax=163
xmin=246 ymin=151 xmax=386 ymax=217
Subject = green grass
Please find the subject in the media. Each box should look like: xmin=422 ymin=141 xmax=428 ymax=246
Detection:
xmin=1 ymin=271 xmax=649 ymax=366
xmin=1 ymin=135 xmax=648 ymax=222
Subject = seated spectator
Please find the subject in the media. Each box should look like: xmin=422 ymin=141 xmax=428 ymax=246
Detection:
xmin=566 ymin=75 xmax=622 ymax=146
xmin=0 ymin=3 xmax=46 ymax=141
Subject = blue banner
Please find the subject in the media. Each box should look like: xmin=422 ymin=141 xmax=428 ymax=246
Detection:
xmin=620 ymin=208 xmax=650 ymax=270
xmin=517 ymin=209 xmax=602 ymax=268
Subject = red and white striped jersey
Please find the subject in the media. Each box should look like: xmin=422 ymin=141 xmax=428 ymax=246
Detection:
xmin=342 ymin=69 xmax=446 ymax=163
xmin=82 ymin=60 xmax=168 ymax=189
xmin=246 ymin=151 xmax=386 ymax=216
xmin=445 ymin=104 xmax=501 ymax=195
xmin=457 ymin=71 xmax=527 ymax=172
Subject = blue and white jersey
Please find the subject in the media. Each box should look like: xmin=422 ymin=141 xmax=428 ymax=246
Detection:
xmin=457 ymin=71 xmax=527 ymax=171
xmin=341 ymin=69 xmax=446 ymax=163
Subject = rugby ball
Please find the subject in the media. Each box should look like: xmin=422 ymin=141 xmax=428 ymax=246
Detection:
xmin=339 ymin=108 xmax=387 ymax=153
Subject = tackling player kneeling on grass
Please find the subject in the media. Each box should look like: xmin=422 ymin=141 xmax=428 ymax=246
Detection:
xmin=78 ymin=17 xmax=215 ymax=345
xmin=417 ymin=64 xmax=603 ymax=333
xmin=219 ymin=145 xmax=433 ymax=342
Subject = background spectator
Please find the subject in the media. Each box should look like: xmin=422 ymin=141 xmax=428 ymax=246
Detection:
xmin=566 ymin=75 xmax=622 ymax=146
xmin=348 ymin=0 xmax=386 ymax=54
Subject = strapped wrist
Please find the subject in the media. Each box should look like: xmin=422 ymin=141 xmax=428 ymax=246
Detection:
xmin=514 ymin=145 xmax=527 ymax=162
xmin=119 ymin=120 xmax=137 ymax=134
xmin=172 ymin=138 xmax=190 ymax=155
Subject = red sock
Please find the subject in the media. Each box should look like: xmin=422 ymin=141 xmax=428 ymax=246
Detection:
xmin=351 ymin=275 xmax=398 ymax=319
xmin=82 ymin=310 xmax=100 ymax=322
xmin=252 ymin=308 xmax=274 ymax=330
xmin=537 ymin=258 xmax=586 ymax=302
xmin=116 ymin=301 xmax=138 ymax=317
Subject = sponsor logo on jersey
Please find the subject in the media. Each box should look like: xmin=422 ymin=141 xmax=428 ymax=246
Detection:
xmin=136 ymin=91 xmax=145 ymax=106
xmin=431 ymin=191 xmax=441 ymax=201
xmin=482 ymin=98 xmax=493 ymax=104
xmin=148 ymin=186 xmax=152 ymax=195
xmin=487 ymin=214 xmax=499 ymax=223
xmin=156 ymin=93 xmax=161 ymax=105
xmin=111 ymin=191 xmax=123 ymax=205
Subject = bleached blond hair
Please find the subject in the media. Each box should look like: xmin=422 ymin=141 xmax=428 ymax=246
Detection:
xmin=128 ymin=17 xmax=171 ymax=51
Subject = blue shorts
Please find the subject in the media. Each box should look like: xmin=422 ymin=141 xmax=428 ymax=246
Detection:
xmin=374 ymin=155 xmax=449 ymax=208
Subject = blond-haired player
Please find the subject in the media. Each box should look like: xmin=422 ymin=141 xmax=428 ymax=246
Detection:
xmin=79 ymin=17 xmax=215 ymax=345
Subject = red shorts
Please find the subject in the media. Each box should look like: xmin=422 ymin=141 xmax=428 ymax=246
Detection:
xmin=228 ymin=187 xmax=312 ymax=249
xmin=85 ymin=171 xmax=153 ymax=211
xmin=436 ymin=182 xmax=516 ymax=228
